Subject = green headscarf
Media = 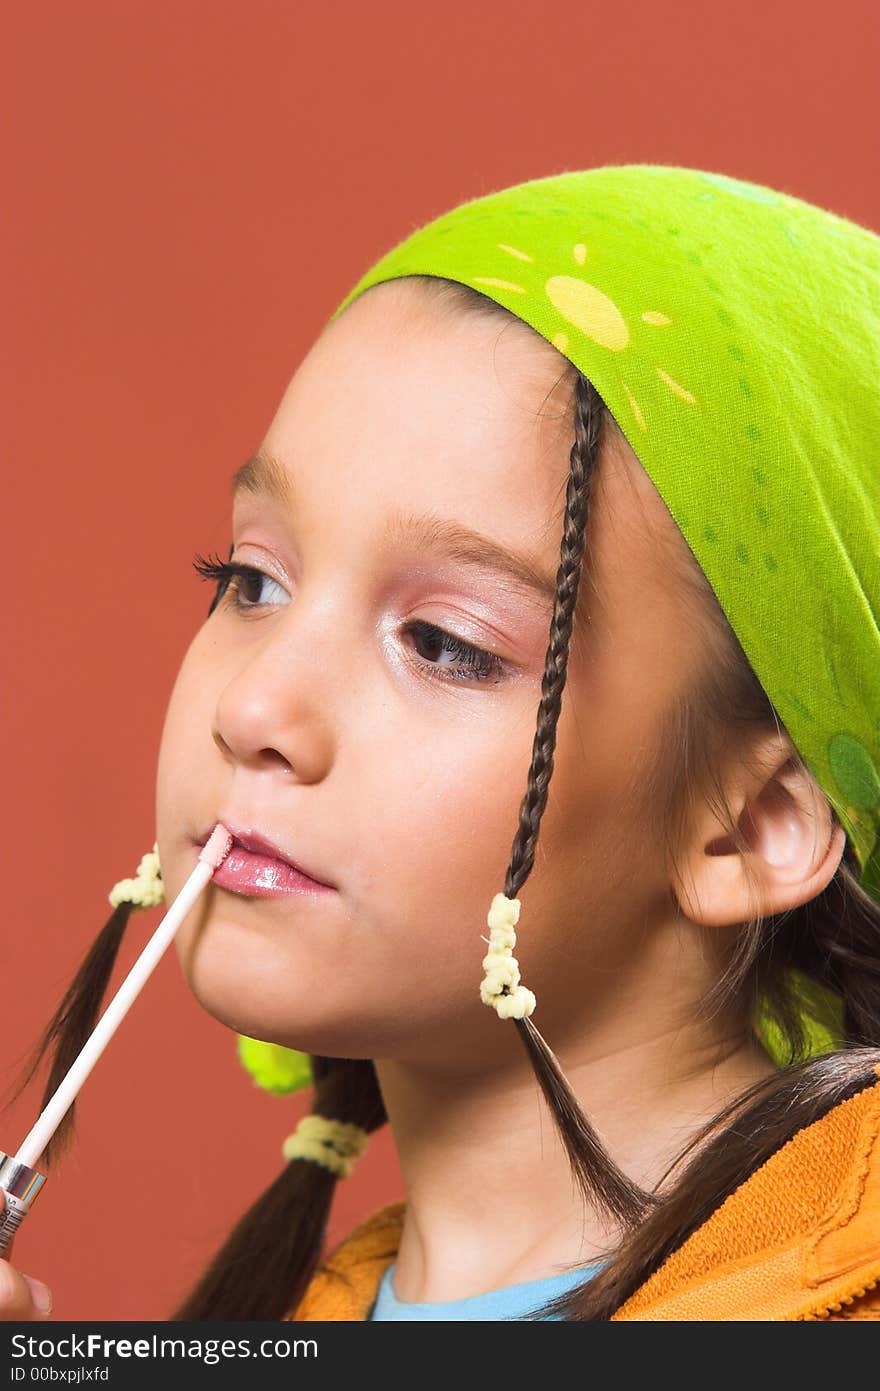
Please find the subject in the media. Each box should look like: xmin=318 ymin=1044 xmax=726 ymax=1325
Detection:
xmin=238 ymin=164 xmax=879 ymax=1090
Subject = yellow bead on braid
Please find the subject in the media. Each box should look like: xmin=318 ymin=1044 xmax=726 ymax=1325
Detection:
xmin=282 ymin=1115 xmax=369 ymax=1179
xmin=108 ymin=843 xmax=166 ymax=909
xmin=479 ymin=892 xmax=536 ymax=1020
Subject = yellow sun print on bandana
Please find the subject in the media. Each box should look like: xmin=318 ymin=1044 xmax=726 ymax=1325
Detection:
xmin=471 ymin=241 xmax=697 ymax=432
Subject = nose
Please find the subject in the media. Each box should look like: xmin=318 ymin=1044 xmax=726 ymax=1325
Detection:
xmin=211 ymin=606 xmax=336 ymax=784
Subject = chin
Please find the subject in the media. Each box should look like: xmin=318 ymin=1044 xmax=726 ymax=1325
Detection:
xmin=173 ymin=933 xmax=338 ymax=1053
xmin=183 ymin=975 xmax=299 ymax=1046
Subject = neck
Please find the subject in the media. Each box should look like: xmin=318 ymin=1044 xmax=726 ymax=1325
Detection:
xmin=372 ymin=1018 xmax=776 ymax=1303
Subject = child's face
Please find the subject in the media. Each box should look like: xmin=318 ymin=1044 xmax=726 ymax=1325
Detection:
xmin=155 ymin=279 xmax=710 ymax=1070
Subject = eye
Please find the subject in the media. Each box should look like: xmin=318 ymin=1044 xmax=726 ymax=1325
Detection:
xmin=401 ymin=619 xmax=504 ymax=684
xmin=192 ymin=552 xmax=289 ymax=613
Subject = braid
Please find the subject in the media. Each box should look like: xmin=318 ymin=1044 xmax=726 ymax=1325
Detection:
xmin=504 ymin=372 xmax=597 ymax=895
xmin=504 ymin=370 xmax=655 ymax=1228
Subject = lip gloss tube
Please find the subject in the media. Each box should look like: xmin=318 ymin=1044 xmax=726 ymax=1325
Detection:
xmin=0 ymin=1153 xmax=46 ymax=1250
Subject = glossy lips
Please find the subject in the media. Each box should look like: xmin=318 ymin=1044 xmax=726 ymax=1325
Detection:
xmin=209 ymin=843 xmax=335 ymax=897
xmin=198 ymin=826 xmax=336 ymax=897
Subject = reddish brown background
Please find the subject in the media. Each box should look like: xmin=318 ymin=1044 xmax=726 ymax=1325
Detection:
xmin=2 ymin=0 xmax=878 ymax=1321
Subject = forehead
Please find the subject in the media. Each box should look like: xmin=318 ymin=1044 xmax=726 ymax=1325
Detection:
xmin=259 ymin=276 xmax=578 ymax=539
xmin=308 ymin=276 xmax=575 ymax=436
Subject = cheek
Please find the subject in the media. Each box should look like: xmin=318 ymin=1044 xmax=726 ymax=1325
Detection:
xmin=524 ymin=646 xmax=672 ymax=947
xmin=347 ymin=693 xmax=537 ymax=959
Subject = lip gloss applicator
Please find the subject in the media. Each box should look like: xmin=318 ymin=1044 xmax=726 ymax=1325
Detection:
xmin=0 ymin=823 xmax=234 ymax=1256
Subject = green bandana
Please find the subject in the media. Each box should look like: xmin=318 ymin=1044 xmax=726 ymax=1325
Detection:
xmin=238 ymin=164 xmax=879 ymax=1092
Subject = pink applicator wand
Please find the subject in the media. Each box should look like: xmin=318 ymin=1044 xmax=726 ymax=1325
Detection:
xmin=0 ymin=824 xmax=234 ymax=1257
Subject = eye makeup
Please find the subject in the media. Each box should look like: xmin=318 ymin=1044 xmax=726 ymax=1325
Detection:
xmin=192 ymin=551 xmax=507 ymax=685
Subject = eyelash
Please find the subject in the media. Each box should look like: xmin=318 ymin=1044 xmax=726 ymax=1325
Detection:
xmin=191 ymin=551 xmax=505 ymax=685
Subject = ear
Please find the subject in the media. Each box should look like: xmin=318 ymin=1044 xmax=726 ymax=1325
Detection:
xmin=671 ymin=734 xmax=848 ymax=928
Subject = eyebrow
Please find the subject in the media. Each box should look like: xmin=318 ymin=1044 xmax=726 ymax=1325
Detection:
xmin=232 ymin=450 xmax=293 ymax=507
xmin=231 ymin=449 xmax=560 ymax=605
xmin=384 ymin=512 xmax=559 ymax=604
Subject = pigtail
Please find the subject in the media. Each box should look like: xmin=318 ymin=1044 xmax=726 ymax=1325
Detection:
xmin=167 ymin=1056 xmax=387 ymax=1321
xmin=1 ymin=899 xmax=136 ymax=1168
xmin=2 ymin=844 xmax=164 ymax=1169
xmin=528 ymin=1047 xmax=880 ymax=1320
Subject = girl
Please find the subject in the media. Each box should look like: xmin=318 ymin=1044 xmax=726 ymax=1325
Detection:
xmin=3 ymin=164 xmax=880 ymax=1322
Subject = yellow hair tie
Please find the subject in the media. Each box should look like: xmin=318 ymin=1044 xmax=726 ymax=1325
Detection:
xmin=108 ymin=843 xmax=166 ymax=909
xmin=479 ymin=892 xmax=536 ymax=1020
xmin=282 ymin=1115 xmax=369 ymax=1179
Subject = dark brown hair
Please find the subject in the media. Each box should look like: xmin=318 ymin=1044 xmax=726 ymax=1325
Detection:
xmin=5 ymin=275 xmax=880 ymax=1321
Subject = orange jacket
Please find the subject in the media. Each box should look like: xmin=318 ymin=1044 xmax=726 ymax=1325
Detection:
xmin=285 ymin=1071 xmax=880 ymax=1321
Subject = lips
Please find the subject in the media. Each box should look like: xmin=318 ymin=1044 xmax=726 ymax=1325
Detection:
xmin=196 ymin=821 xmax=335 ymax=889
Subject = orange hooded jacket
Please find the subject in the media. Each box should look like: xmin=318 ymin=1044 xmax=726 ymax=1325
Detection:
xmin=284 ymin=1070 xmax=880 ymax=1321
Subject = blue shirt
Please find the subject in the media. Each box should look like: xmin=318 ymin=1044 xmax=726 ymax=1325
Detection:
xmin=368 ymin=1258 xmax=605 ymax=1320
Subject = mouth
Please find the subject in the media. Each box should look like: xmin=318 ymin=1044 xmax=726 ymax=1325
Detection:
xmin=194 ymin=821 xmax=336 ymax=896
